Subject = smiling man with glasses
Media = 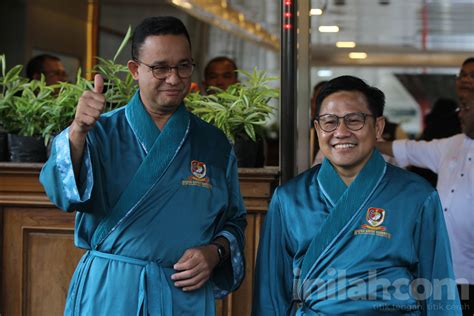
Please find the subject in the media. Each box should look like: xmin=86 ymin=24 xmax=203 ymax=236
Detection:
xmin=377 ymin=57 xmax=474 ymax=316
xmin=40 ymin=16 xmax=246 ymax=315
xmin=253 ymin=75 xmax=460 ymax=315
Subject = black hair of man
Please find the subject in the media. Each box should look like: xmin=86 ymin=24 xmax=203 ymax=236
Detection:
xmin=462 ymin=57 xmax=474 ymax=66
xmin=204 ymin=56 xmax=238 ymax=80
xmin=315 ymin=75 xmax=385 ymax=118
xmin=131 ymin=16 xmax=192 ymax=61
xmin=26 ymin=54 xmax=61 ymax=80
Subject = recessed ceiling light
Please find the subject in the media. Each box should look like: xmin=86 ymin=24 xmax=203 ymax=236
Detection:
xmin=349 ymin=52 xmax=368 ymax=59
xmin=317 ymin=70 xmax=333 ymax=77
xmin=336 ymin=41 xmax=356 ymax=48
xmin=310 ymin=8 xmax=323 ymax=16
xmin=318 ymin=26 xmax=339 ymax=33
xmin=172 ymin=0 xmax=192 ymax=9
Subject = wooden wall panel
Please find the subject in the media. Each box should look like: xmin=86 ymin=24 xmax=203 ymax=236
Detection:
xmin=2 ymin=207 xmax=82 ymax=316
xmin=24 ymin=229 xmax=83 ymax=315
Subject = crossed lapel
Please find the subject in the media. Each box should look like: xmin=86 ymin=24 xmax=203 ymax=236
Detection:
xmin=91 ymin=91 xmax=190 ymax=248
xmin=299 ymin=150 xmax=386 ymax=296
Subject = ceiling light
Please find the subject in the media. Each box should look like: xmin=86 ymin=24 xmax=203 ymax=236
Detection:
xmin=172 ymin=0 xmax=192 ymax=9
xmin=317 ymin=70 xmax=333 ymax=77
xmin=310 ymin=8 xmax=323 ymax=16
xmin=318 ymin=26 xmax=339 ymax=33
xmin=336 ymin=41 xmax=356 ymax=48
xmin=349 ymin=52 xmax=368 ymax=59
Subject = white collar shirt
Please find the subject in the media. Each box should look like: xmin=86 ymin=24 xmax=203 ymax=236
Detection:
xmin=393 ymin=133 xmax=474 ymax=284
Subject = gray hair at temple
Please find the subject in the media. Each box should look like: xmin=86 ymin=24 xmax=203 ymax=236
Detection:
xmin=315 ymin=75 xmax=385 ymax=118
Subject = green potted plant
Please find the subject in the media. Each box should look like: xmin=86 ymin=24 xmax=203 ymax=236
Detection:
xmin=41 ymin=26 xmax=137 ymax=147
xmin=185 ymin=68 xmax=279 ymax=167
xmin=0 ymin=56 xmax=52 ymax=162
xmin=0 ymin=27 xmax=137 ymax=162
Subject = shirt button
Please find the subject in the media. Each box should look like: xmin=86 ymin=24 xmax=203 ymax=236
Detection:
xmin=461 ymin=173 xmax=464 ymax=177
xmin=444 ymin=208 xmax=448 ymax=212
xmin=451 ymin=189 xmax=454 ymax=193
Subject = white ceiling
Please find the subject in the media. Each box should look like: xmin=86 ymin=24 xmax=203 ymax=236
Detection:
xmin=309 ymin=0 xmax=474 ymax=66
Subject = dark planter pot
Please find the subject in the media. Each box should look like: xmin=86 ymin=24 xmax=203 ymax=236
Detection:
xmin=233 ymin=133 xmax=265 ymax=168
xmin=7 ymin=134 xmax=47 ymax=162
xmin=0 ymin=132 xmax=7 ymax=161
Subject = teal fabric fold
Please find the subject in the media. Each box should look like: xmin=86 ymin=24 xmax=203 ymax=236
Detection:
xmin=300 ymin=149 xmax=386 ymax=290
xmin=91 ymin=92 xmax=190 ymax=248
xmin=89 ymin=250 xmax=173 ymax=316
xmin=125 ymin=91 xmax=161 ymax=151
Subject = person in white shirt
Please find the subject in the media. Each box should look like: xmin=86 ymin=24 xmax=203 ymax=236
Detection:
xmin=377 ymin=57 xmax=474 ymax=316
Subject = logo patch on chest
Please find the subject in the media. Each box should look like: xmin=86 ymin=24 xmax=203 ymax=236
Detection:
xmin=181 ymin=160 xmax=212 ymax=189
xmin=354 ymin=207 xmax=392 ymax=239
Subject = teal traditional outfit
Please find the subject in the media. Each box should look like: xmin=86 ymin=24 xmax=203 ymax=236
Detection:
xmin=253 ymin=150 xmax=460 ymax=315
xmin=40 ymin=91 xmax=246 ymax=315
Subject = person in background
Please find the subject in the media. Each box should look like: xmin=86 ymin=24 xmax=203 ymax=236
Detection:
xmin=376 ymin=57 xmax=474 ymax=316
xmin=410 ymin=97 xmax=461 ymax=187
xmin=381 ymin=118 xmax=408 ymax=141
xmin=26 ymin=54 xmax=68 ymax=85
xmin=253 ymin=75 xmax=460 ymax=315
xmin=202 ymin=56 xmax=238 ymax=94
xmin=40 ymin=16 xmax=246 ymax=315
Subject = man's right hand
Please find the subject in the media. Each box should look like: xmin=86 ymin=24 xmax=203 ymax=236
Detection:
xmin=69 ymin=74 xmax=105 ymax=180
xmin=70 ymin=74 xmax=105 ymax=137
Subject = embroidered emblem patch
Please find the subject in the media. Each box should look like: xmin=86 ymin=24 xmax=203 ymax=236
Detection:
xmin=354 ymin=207 xmax=391 ymax=239
xmin=191 ymin=160 xmax=206 ymax=179
xmin=181 ymin=160 xmax=212 ymax=189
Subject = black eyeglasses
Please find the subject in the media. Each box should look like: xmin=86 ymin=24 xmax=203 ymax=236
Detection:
xmin=315 ymin=112 xmax=374 ymax=132
xmin=135 ymin=59 xmax=195 ymax=79
xmin=456 ymin=72 xmax=474 ymax=81
xmin=456 ymin=104 xmax=471 ymax=113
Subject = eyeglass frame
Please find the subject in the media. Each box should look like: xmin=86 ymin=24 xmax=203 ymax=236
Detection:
xmin=314 ymin=112 xmax=375 ymax=132
xmin=456 ymin=72 xmax=474 ymax=81
xmin=134 ymin=59 xmax=195 ymax=79
xmin=456 ymin=104 xmax=472 ymax=113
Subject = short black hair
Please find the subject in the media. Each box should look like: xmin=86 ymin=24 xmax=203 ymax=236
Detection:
xmin=462 ymin=57 xmax=474 ymax=67
xmin=315 ymin=75 xmax=385 ymax=118
xmin=26 ymin=54 xmax=60 ymax=79
xmin=131 ymin=16 xmax=191 ymax=61
xmin=204 ymin=56 xmax=238 ymax=80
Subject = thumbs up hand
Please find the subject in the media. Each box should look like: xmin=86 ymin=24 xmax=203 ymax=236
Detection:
xmin=71 ymin=74 xmax=106 ymax=135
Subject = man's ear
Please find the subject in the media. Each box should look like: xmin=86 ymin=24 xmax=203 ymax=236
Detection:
xmin=127 ymin=60 xmax=139 ymax=80
xmin=375 ymin=116 xmax=386 ymax=140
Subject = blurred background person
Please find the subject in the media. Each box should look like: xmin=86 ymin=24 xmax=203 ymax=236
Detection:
xmin=202 ymin=56 xmax=238 ymax=94
xmin=410 ymin=97 xmax=461 ymax=187
xmin=26 ymin=54 xmax=68 ymax=85
xmin=377 ymin=57 xmax=474 ymax=316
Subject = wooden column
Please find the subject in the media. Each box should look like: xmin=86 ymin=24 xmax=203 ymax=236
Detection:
xmin=0 ymin=163 xmax=279 ymax=316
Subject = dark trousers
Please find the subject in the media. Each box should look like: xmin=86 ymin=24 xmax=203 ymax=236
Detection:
xmin=458 ymin=284 xmax=474 ymax=316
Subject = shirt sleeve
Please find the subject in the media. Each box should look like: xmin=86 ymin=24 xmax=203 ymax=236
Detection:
xmin=413 ymin=191 xmax=462 ymax=315
xmin=211 ymin=148 xmax=247 ymax=297
xmin=39 ymin=127 xmax=94 ymax=212
xmin=252 ymin=189 xmax=294 ymax=316
xmin=392 ymin=139 xmax=445 ymax=173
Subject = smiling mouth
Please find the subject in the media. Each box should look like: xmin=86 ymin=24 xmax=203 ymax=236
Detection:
xmin=333 ymin=143 xmax=356 ymax=149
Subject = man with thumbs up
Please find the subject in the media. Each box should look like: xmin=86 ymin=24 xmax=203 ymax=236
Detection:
xmin=40 ymin=16 xmax=246 ymax=316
